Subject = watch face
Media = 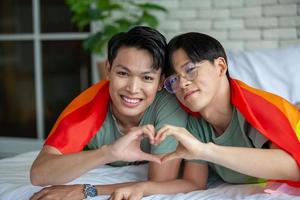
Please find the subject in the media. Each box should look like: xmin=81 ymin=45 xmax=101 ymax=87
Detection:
xmin=85 ymin=184 xmax=97 ymax=197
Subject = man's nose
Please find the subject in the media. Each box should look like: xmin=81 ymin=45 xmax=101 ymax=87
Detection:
xmin=178 ymin=75 xmax=190 ymax=89
xmin=126 ymin=77 xmax=140 ymax=93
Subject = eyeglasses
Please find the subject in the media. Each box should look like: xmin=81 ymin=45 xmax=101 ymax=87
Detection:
xmin=164 ymin=62 xmax=199 ymax=94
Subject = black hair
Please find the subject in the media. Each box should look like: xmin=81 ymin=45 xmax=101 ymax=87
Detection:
xmin=166 ymin=32 xmax=229 ymax=77
xmin=107 ymin=26 xmax=167 ymax=74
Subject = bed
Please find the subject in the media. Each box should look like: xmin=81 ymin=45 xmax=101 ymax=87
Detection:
xmin=0 ymin=151 xmax=300 ymax=200
xmin=1 ymin=46 xmax=300 ymax=200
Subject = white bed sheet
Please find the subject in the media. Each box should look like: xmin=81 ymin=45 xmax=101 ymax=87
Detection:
xmin=0 ymin=151 xmax=299 ymax=200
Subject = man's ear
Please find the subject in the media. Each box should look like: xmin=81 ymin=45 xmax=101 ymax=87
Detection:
xmin=215 ymin=57 xmax=228 ymax=76
xmin=158 ymin=74 xmax=165 ymax=91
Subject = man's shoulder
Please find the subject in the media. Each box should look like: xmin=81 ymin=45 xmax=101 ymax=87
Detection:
xmin=152 ymin=89 xmax=178 ymax=105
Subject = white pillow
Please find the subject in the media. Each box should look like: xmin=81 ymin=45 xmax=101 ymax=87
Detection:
xmin=227 ymin=46 xmax=300 ymax=104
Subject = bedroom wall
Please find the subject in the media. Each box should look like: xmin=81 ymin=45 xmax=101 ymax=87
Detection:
xmin=152 ymin=0 xmax=300 ymax=50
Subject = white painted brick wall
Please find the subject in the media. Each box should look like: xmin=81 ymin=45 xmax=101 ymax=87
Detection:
xmin=279 ymin=17 xmax=300 ymax=27
xmin=152 ymin=0 xmax=179 ymax=8
xmin=179 ymin=0 xmax=211 ymax=8
xmin=181 ymin=20 xmax=211 ymax=30
xmin=245 ymin=0 xmax=277 ymax=6
xmin=230 ymin=7 xmax=262 ymax=18
xmin=212 ymin=0 xmax=244 ymax=8
xmin=214 ymin=19 xmax=244 ymax=29
xmin=168 ymin=10 xmax=197 ymax=19
xmin=264 ymin=5 xmax=297 ymax=16
xmin=229 ymin=30 xmax=261 ymax=40
xmin=245 ymin=41 xmax=279 ymax=50
xmin=202 ymin=30 xmax=228 ymax=40
xmin=278 ymin=0 xmax=300 ymax=4
xmin=197 ymin=9 xmax=229 ymax=19
xmin=154 ymin=0 xmax=300 ymax=50
xmin=245 ymin=18 xmax=278 ymax=28
xmin=263 ymin=28 xmax=297 ymax=39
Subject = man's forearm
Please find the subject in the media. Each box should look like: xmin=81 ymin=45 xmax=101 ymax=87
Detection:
xmin=30 ymin=145 xmax=113 ymax=186
xmin=202 ymin=143 xmax=300 ymax=181
xmin=96 ymin=181 xmax=140 ymax=195
xmin=97 ymin=179 xmax=201 ymax=196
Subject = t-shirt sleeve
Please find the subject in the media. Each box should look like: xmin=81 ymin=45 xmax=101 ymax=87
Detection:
xmin=237 ymin=110 xmax=269 ymax=148
xmin=247 ymin=124 xmax=269 ymax=148
xmin=186 ymin=116 xmax=208 ymax=165
xmin=151 ymin=91 xmax=188 ymax=154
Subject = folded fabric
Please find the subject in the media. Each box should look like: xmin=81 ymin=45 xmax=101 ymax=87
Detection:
xmin=45 ymin=80 xmax=110 ymax=154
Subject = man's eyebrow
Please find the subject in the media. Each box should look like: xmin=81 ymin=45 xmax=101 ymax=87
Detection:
xmin=115 ymin=65 xmax=129 ymax=71
xmin=141 ymin=69 xmax=160 ymax=75
xmin=115 ymin=64 xmax=159 ymax=74
xmin=180 ymin=61 xmax=193 ymax=69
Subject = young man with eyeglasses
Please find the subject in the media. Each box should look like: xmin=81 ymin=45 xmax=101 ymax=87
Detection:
xmin=29 ymin=26 xmax=188 ymax=200
xmin=156 ymin=32 xmax=300 ymax=188
xmin=102 ymin=32 xmax=300 ymax=200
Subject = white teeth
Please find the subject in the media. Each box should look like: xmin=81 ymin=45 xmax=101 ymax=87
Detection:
xmin=122 ymin=96 xmax=141 ymax=104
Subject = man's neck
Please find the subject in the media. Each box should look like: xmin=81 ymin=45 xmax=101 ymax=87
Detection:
xmin=201 ymin=78 xmax=233 ymax=135
xmin=111 ymin=106 xmax=143 ymax=134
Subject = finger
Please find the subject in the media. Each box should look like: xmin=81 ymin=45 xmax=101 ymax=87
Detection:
xmin=144 ymin=124 xmax=156 ymax=144
xmin=140 ymin=152 xmax=161 ymax=164
xmin=157 ymin=126 xmax=197 ymax=148
xmin=155 ymin=127 xmax=171 ymax=144
xmin=161 ymin=152 xmax=179 ymax=163
xmin=108 ymin=192 xmax=115 ymax=200
xmin=29 ymin=189 xmax=46 ymax=200
xmin=113 ymin=192 xmax=124 ymax=200
xmin=129 ymin=194 xmax=141 ymax=200
xmin=141 ymin=126 xmax=155 ymax=144
xmin=31 ymin=187 xmax=51 ymax=200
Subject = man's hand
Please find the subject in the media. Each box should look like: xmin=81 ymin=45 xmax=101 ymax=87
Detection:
xmin=155 ymin=125 xmax=205 ymax=162
xmin=109 ymin=184 xmax=144 ymax=200
xmin=108 ymin=125 xmax=161 ymax=164
xmin=30 ymin=185 xmax=84 ymax=200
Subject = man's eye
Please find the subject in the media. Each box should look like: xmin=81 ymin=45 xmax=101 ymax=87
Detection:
xmin=170 ymin=76 xmax=178 ymax=84
xmin=117 ymin=71 xmax=128 ymax=76
xmin=144 ymin=76 xmax=154 ymax=81
xmin=186 ymin=67 xmax=196 ymax=74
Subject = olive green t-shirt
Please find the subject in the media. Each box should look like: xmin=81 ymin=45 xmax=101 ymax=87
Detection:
xmin=187 ymin=107 xmax=269 ymax=184
xmin=88 ymin=90 xmax=187 ymax=166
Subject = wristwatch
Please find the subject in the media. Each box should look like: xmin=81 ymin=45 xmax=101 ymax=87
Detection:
xmin=83 ymin=184 xmax=97 ymax=198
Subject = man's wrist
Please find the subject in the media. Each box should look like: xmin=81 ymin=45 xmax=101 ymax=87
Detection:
xmin=201 ymin=142 xmax=215 ymax=161
xmin=83 ymin=184 xmax=98 ymax=198
xmin=99 ymin=145 xmax=116 ymax=164
xmin=136 ymin=182 xmax=148 ymax=196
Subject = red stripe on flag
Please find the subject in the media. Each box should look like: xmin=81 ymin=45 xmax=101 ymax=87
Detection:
xmin=45 ymin=82 xmax=110 ymax=154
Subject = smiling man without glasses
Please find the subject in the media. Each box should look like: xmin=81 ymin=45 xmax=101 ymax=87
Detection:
xmin=29 ymin=26 xmax=187 ymax=200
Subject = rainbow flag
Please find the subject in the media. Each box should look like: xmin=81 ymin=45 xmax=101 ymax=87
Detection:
xmin=45 ymin=80 xmax=110 ymax=154
xmin=231 ymin=79 xmax=300 ymax=187
xmin=181 ymin=78 xmax=300 ymax=187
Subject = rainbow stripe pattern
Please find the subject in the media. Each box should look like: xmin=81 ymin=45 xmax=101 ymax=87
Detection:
xmin=45 ymin=80 xmax=110 ymax=154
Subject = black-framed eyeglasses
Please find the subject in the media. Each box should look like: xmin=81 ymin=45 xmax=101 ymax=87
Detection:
xmin=164 ymin=62 xmax=199 ymax=94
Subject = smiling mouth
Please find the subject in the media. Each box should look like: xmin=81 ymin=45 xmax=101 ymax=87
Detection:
xmin=121 ymin=95 xmax=142 ymax=105
xmin=184 ymin=90 xmax=199 ymax=100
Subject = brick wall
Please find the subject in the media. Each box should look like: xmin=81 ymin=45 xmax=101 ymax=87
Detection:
xmin=152 ymin=0 xmax=300 ymax=50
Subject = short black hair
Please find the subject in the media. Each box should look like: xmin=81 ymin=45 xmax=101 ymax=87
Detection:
xmin=107 ymin=26 xmax=167 ymax=74
xmin=166 ymin=32 xmax=229 ymax=76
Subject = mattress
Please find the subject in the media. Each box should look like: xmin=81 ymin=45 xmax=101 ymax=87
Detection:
xmin=0 ymin=151 xmax=299 ymax=200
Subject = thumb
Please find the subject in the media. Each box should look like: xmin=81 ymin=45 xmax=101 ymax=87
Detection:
xmin=161 ymin=152 xmax=178 ymax=163
xmin=140 ymin=152 xmax=161 ymax=164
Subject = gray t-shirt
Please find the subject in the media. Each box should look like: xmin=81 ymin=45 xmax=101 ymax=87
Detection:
xmin=88 ymin=90 xmax=188 ymax=166
xmin=187 ymin=107 xmax=268 ymax=184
